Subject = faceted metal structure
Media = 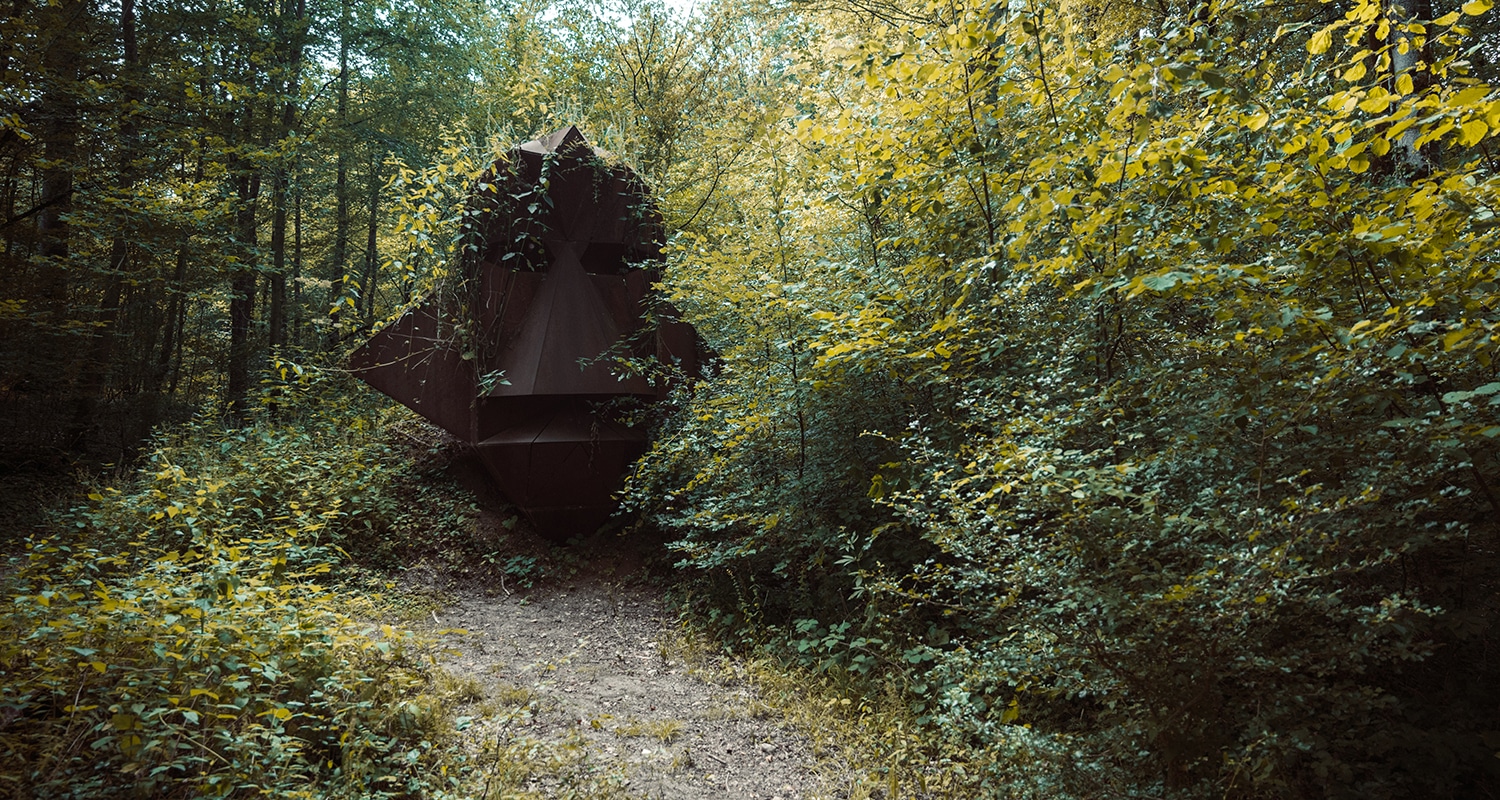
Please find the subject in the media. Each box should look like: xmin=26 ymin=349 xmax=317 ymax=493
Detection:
xmin=350 ymin=126 xmax=697 ymax=540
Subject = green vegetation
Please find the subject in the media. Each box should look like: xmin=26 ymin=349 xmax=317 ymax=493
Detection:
xmin=622 ymin=0 xmax=1500 ymax=797
xmin=5 ymin=0 xmax=1500 ymax=797
xmin=0 ymin=370 xmax=471 ymax=798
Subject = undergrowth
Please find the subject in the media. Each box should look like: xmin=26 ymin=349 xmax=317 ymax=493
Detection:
xmin=661 ymin=605 xmax=1003 ymax=800
xmin=0 ymin=364 xmax=477 ymax=799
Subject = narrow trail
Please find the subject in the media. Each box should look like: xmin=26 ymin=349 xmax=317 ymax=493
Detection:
xmin=421 ymin=569 xmax=826 ymax=799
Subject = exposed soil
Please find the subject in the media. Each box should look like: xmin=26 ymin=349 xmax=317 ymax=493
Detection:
xmin=414 ymin=545 xmax=828 ymax=800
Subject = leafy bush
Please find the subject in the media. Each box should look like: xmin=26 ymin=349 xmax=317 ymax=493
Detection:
xmin=629 ymin=0 xmax=1500 ymax=797
xmin=0 ymin=364 xmax=465 ymax=799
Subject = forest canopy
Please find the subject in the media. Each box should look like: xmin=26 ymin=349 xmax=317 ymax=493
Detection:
xmin=3 ymin=0 xmax=1499 ymax=797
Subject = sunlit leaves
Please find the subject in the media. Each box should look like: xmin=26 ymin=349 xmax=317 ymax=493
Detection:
xmin=636 ymin=0 xmax=1500 ymax=796
xmin=0 ymin=377 xmax=460 ymax=797
xmin=1309 ymin=27 xmax=1334 ymax=54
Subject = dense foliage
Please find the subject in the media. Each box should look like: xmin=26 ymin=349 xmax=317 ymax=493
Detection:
xmin=0 ymin=370 xmax=467 ymax=798
xmin=7 ymin=0 xmax=1500 ymax=796
xmin=622 ymin=0 xmax=1500 ymax=797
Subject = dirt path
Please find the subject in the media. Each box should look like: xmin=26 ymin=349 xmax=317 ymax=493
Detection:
xmin=424 ymin=576 xmax=827 ymax=799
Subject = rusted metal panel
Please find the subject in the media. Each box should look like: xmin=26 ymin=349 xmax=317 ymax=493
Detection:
xmin=350 ymin=126 xmax=695 ymax=541
xmin=346 ymin=299 xmax=475 ymax=440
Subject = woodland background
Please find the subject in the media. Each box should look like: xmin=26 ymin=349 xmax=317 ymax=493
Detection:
xmin=3 ymin=0 xmax=1500 ymax=797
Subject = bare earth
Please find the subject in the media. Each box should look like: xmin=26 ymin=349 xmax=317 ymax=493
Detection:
xmin=423 ymin=575 xmax=828 ymax=799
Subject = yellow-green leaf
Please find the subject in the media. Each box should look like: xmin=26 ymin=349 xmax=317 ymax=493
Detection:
xmin=1359 ymin=93 xmax=1392 ymax=114
xmin=1309 ymin=27 xmax=1334 ymax=54
xmin=1462 ymin=0 xmax=1492 ymax=15
xmin=1459 ymin=119 xmax=1489 ymax=146
xmin=1444 ymin=328 xmax=1475 ymax=350
xmin=1452 ymin=86 xmax=1490 ymax=107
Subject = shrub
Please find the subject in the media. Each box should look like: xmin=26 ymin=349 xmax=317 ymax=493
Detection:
xmin=0 ymin=363 xmax=464 ymax=799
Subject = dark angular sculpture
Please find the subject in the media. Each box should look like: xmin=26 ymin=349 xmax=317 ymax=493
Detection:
xmin=350 ymin=126 xmax=697 ymax=540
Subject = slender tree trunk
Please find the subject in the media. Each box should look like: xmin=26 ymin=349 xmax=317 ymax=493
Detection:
xmin=1390 ymin=0 xmax=1434 ymax=175
xmin=268 ymin=0 xmax=306 ymax=353
xmin=161 ymin=138 xmax=205 ymax=408
xmin=166 ymin=282 xmax=187 ymax=398
xmin=0 ymin=0 xmax=21 ymax=250
xmin=1 ymin=159 xmax=17 ymax=254
xmin=67 ymin=241 xmax=125 ymax=450
xmin=148 ymin=244 xmax=188 ymax=399
xmin=228 ymin=171 xmax=260 ymax=420
xmin=403 ymin=251 xmax=417 ymax=306
xmin=31 ymin=0 xmax=85 ymax=404
xmin=227 ymin=95 xmax=261 ymax=421
xmin=67 ymin=0 xmax=140 ymax=452
xmin=361 ymin=149 xmax=380 ymax=330
xmin=326 ymin=0 xmax=351 ymax=346
xmin=269 ymin=175 xmax=288 ymax=350
xmin=292 ymin=160 xmax=304 ymax=347
xmin=34 ymin=0 xmax=82 ymax=285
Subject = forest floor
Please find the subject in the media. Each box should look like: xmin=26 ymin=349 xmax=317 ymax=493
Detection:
xmin=400 ymin=533 xmax=838 ymax=800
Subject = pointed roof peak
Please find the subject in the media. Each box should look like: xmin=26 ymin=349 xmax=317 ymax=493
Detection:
xmin=519 ymin=125 xmax=591 ymax=156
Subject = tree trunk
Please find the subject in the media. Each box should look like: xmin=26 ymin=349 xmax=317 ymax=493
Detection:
xmin=292 ymin=160 xmax=304 ymax=347
xmin=67 ymin=0 xmax=139 ymax=452
xmin=34 ymin=0 xmax=82 ymax=286
xmin=269 ymin=171 xmax=288 ymax=351
xmin=268 ymin=0 xmax=306 ymax=353
xmin=227 ymin=119 xmax=261 ymax=421
xmin=147 ymin=244 xmax=188 ymax=398
xmin=326 ymin=0 xmax=351 ymax=347
xmin=30 ymin=0 xmax=85 ymax=403
xmin=361 ymin=149 xmax=380 ymax=330
xmin=1390 ymin=0 xmax=1434 ymax=175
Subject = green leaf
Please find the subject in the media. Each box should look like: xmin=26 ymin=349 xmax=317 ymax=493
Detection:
xmin=1140 ymin=272 xmax=1191 ymax=291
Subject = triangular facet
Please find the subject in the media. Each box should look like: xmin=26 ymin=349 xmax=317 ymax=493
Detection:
xmin=487 ymin=240 xmax=652 ymax=396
